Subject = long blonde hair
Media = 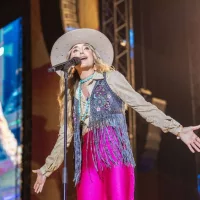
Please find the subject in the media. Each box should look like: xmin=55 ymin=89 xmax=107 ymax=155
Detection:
xmin=57 ymin=45 xmax=115 ymax=130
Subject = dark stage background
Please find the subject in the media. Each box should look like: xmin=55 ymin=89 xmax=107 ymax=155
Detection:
xmin=134 ymin=0 xmax=200 ymax=199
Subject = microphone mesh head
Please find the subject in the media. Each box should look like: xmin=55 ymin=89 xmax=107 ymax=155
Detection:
xmin=72 ymin=57 xmax=81 ymax=66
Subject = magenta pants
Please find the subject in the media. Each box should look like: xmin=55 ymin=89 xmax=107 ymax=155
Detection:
xmin=76 ymin=127 xmax=135 ymax=200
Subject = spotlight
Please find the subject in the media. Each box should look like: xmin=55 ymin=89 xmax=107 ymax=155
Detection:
xmin=120 ymin=39 xmax=127 ymax=47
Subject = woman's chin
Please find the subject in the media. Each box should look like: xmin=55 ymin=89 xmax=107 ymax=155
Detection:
xmin=80 ymin=65 xmax=93 ymax=69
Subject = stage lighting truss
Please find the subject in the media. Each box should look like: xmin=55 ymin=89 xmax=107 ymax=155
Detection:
xmin=100 ymin=0 xmax=136 ymax=156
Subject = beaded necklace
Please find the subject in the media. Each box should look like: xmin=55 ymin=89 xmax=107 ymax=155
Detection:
xmin=78 ymin=73 xmax=94 ymax=123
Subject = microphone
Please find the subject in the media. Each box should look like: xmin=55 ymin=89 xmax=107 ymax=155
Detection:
xmin=48 ymin=57 xmax=81 ymax=72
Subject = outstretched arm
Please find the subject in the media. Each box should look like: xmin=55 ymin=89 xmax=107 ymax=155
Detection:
xmin=33 ymin=124 xmax=74 ymax=193
xmin=32 ymin=96 xmax=74 ymax=193
xmin=107 ymin=71 xmax=200 ymax=153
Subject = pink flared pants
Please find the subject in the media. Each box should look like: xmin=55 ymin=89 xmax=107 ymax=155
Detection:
xmin=76 ymin=127 xmax=135 ymax=200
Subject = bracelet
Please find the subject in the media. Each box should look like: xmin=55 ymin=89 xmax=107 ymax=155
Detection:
xmin=176 ymin=126 xmax=183 ymax=139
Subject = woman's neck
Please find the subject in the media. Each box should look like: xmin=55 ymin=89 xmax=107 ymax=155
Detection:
xmin=78 ymin=68 xmax=95 ymax=80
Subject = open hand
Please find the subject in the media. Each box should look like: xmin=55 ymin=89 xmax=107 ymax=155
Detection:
xmin=180 ymin=125 xmax=200 ymax=153
xmin=32 ymin=169 xmax=46 ymax=193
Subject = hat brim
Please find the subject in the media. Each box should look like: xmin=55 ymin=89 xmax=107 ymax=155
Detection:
xmin=50 ymin=28 xmax=114 ymax=76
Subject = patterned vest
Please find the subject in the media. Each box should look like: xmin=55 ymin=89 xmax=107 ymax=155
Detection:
xmin=73 ymin=73 xmax=135 ymax=185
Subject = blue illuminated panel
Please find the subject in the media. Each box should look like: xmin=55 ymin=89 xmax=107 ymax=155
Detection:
xmin=0 ymin=18 xmax=22 ymax=200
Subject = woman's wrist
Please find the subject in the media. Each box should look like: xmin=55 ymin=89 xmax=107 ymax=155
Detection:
xmin=175 ymin=125 xmax=183 ymax=139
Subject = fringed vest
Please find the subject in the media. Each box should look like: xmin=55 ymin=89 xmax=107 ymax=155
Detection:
xmin=73 ymin=73 xmax=136 ymax=185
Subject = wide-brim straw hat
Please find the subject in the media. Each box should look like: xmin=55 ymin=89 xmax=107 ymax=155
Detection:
xmin=50 ymin=28 xmax=114 ymax=76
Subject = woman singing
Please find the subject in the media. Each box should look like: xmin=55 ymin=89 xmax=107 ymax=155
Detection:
xmin=33 ymin=28 xmax=200 ymax=200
